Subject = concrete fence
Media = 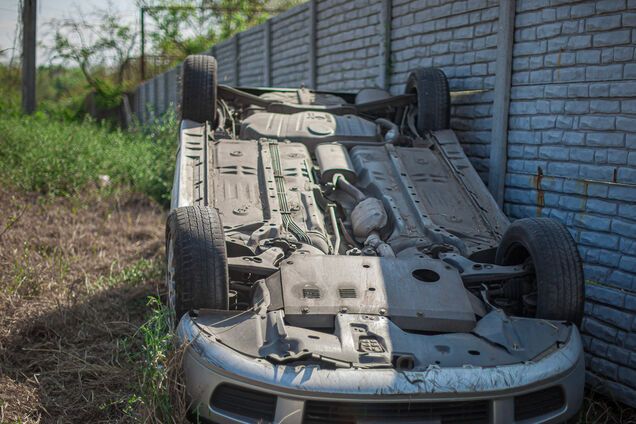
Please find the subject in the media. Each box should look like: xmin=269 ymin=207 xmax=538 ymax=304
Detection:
xmin=133 ymin=0 xmax=636 ymax=406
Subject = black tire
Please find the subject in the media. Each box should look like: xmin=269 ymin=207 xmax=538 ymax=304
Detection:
xmin=496 ymin=218 xmax=584 ymax=325
xmin=181 ymin=54 xmax=217 ymax=124
xmin=166 ymin=206 xmax=228 ymax=323
xmin=405 ymin=67 xmax=450 ymax=132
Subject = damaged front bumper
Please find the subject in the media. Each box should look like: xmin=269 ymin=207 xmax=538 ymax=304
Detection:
xmin=178 ymin=311 xmax=585 ymax=424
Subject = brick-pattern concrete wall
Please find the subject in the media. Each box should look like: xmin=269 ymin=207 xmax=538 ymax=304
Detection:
xmin=166 ymin=66 xmax=179 ymax=111
xmin=214 ymin=38 xmax=237 ymax=84
xmin=238 ymin=26 xmax=266 ymax=86
xmin=133 ymin=0 xmax=636 ymax=406
xmin=390 ymin=0 xmax=499 ymax=180
xmin=271 ymin=4 xmax=311 ymax=87
xmin=316 ymin=0 xmax=381 ymax=91
xmin=502 ymin=0 xmax=636 ymax=406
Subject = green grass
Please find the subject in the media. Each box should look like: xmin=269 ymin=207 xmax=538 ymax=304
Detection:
xmin=0 ymin=86 xmax=182 ymax=419
xmin=0 ymin=62 xmax=184 ymax=420
xmin=129 ymin=296 xmax=186 ymax=423
xmin=0 ymin=112 xmax=176 ymax=206
xmin=88 ymin=258 xmax=180 ymax=422
xmin=0 ymin=65 xmax=90 ymax=120
xmin=89 ymin=258 xmax=164 ymax=294
xmin=137 ymin=297 xmax=174 ymax=419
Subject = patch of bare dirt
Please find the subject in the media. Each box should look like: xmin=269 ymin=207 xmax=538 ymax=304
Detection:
xmin=0 ymin=187 xmax=164 ymax=423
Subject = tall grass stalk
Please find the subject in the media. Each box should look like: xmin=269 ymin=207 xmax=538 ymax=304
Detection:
xmin=133 ymin=296 xmax=188 ymax=423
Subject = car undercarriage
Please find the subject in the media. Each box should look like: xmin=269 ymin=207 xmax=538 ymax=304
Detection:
xmin=167 ymin=55 xmax=586 ymax=424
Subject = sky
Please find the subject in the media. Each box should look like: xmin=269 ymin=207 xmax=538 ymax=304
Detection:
xmin=0 ymin=0 xmax=138 ymax=64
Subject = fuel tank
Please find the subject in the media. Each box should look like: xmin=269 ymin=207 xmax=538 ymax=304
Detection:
xmin=240 ymin=111 xmax=380 ymax=150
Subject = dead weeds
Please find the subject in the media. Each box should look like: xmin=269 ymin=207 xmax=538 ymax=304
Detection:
xmin=581 ymin=389 xmax=636 ymax=423
xmin=1 ymin=187 xmax=634 ymax=423
xmin=0 ymin=187 xmax=185 ymax=423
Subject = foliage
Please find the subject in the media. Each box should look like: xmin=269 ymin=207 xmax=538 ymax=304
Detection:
xmin=215 ymin=0 xmax=287 ymax=40
xmin=47 ymin=7 xmax=137 ymax=108
xmin=37 ymin=66 xmax=92 ymax=118
xmin=91 ymin=258 xmax=163 ymax=293
xmin=143 ymin=0 xmax=216 ymax=62
xmin=133 ymin=296 xmax=184 ymax=423
xmin=140 ymin=111 xmax=181 ymax=205
xmin=0 ymin=109 xmax=177 ymax=206
xmin=0 ymin=65 xmax=23 ymax=115
xmin=140 ymin=0 xmax=304 ymax=68
xmin=0 ymin=64 xmax=88 ymax=119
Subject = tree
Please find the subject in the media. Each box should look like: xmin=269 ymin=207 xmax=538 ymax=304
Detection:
xmin=139 ymin=0 xmax=304 ymax=65
xmin=48 ymin=6 xmax=137 ymax=108
xmin=144 ymin=1 xmax=216 ymax=61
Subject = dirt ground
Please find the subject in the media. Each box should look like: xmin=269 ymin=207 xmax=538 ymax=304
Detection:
xmin=1 ymin=186 xmax=634 ymax=423
xmin=0 ymin=187 xmax=164 ymax=423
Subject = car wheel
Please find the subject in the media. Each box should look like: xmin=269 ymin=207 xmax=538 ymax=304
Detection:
xmin=181 ymin=54 xmax=218 ymax=124
xmin=166 ymin=206 xmax=228 ymax=326
xmin=404 ymin=67 xmax=450 ymax=132
xmin=496 ymin=218 xmax=584 ymax=325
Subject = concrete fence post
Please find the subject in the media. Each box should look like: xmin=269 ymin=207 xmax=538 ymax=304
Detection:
xmin=139 ymin=83 xmax=146 ymax=124
xmin=264 ymin=20 xmax=272 ymax=86
xmin=143 ymin=80 xmax=149 ymax=122
xmin=175 ymin=64 xmax=182 ymax=113
xmin=233 ymin=35 xmax=240 ymax=85
xmin=166 ymin=68 xmax=175 ymax=112
xmin=154 ymin=76 xmax=160 ymax=117
xmin=152 ymin=79 xmax=158 ymax=121
xmin=488 ymin=0 xmax=516 ymax=207
xmin=156 ymin=72 xmax=164 ymax=116
xmin=379 ymin=0 xmax=392 ymax=90
xmin=163 ymin=71 xmax=170 ymax=114
xmin=308 ymin=0 xmax=317 ymax=88
xmin=133 ymin=87 xmax=140 ymax=121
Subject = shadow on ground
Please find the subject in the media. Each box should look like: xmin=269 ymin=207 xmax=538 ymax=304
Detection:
xmin=1 ymin=187 xmax=634 ymax=423
xmin=0 ymin=187 xmax=164 ymax=423
xmin=1 ymin=281 xmax=157 ymax=422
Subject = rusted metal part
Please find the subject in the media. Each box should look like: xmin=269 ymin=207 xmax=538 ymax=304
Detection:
xmin=534 ymin=166 xmax=545 ymax=217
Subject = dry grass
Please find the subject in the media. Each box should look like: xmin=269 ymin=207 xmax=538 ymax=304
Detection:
xmin=0 ymin=186 xmax=185 ymax=423
xmin=581 ymin=389 xmax=636 ymax=423
xmin=1 ymin=186 xmax=634 ymax=423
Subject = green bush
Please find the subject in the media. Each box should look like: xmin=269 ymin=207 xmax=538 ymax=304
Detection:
xmin=0 ymin=65 xmax=90 ymax=120
xmin=0 ymin=111 xmax=177 ymax=206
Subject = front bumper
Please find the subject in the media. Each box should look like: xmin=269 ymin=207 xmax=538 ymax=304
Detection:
xmin=178 ymin=314 xmax=585 ymax=424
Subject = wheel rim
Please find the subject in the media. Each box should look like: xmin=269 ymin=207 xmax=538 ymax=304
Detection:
xmin=166 ymin=237 xmax=177 ymax=328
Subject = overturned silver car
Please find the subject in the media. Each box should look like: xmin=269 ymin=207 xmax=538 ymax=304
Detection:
xmin=167 ymin=55 xmax=585 ymax=423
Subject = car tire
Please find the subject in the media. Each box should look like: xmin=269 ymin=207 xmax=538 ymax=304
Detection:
xmin=404 ymin=67 xmax=450 ymax=132
xmin=496 ymin=218 xmax=584 ymax=325
xmin=181 ymin=54 xmax=217 ymax=124
xmin=166 ymin=206 xmax=228 ymax=325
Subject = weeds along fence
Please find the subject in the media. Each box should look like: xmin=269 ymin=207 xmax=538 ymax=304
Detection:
xmin=133 ymin=0 xmax=636 ymax=406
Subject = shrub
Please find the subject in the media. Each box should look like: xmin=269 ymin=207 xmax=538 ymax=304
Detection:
xmin=0 ymin=111 xmax=177 ymax=206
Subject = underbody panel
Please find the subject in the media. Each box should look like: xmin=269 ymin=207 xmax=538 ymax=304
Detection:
xmin=350 ymin=134 xmax=507 ymax=257
xmin=268 ymin=255 xmax=476 ymax=332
